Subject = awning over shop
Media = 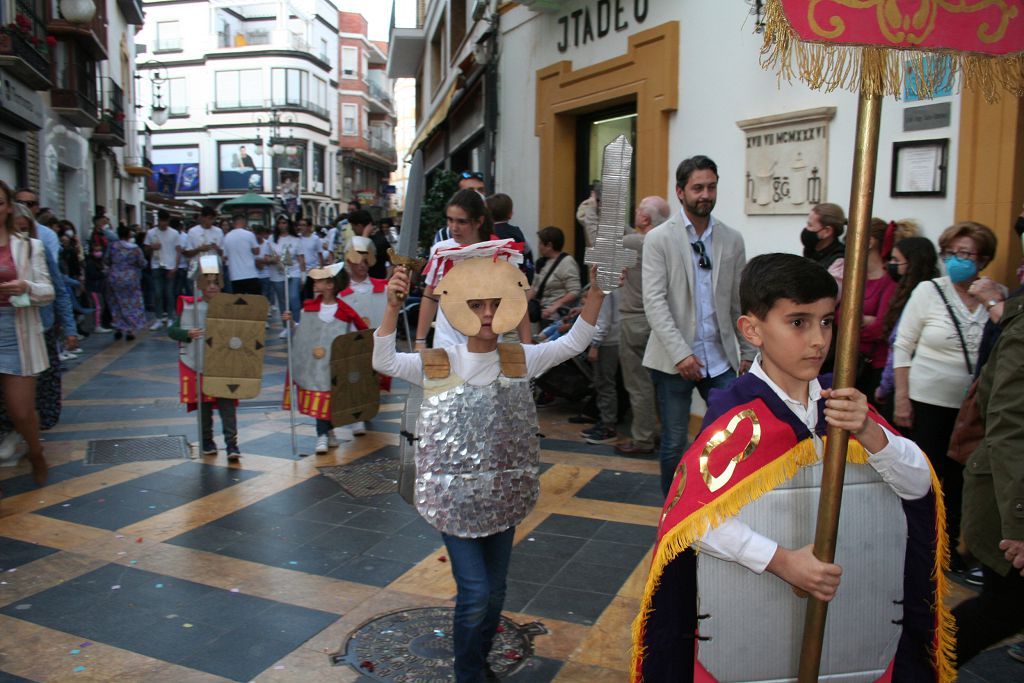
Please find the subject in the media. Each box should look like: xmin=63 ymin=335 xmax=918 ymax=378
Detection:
xmin=220 ymin=192 xmax=277 ymax=208
xmin=407 ymin=79 xmax=460 ymax=157
xmin=142 ymin=192 xmax=204 ymax=214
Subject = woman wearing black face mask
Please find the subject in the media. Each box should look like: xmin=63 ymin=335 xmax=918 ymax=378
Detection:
xmin=801 ymin=202 xmax=847 ymax=269
xmin=876 ymin=236 xmax=939 ymax=421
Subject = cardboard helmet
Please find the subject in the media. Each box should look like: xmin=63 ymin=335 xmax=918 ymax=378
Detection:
xmin=435 ymin=240 xmax=529 ymax=336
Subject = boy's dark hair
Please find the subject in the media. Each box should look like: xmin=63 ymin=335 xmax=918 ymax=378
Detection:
xmin=537 ymin=225 xmax=565 ymax=251
xmin=740 ymin=253 xmax=838 ymax=319
xmin=200 ymin=206 xmax=217 ymax=218
xmin=486 ymin=193 xmax=513 ymax=222
xmin=676 ymin=155 xmax=718 ymax=189
xmin=348 ymin=210 xmax=372 ymax=227
xmin=157 ymin=209 xmax=171 ymax=221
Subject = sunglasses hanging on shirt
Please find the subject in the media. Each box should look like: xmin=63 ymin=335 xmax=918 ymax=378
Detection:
xmin=692 ymin=240 xmax=711 ymax=270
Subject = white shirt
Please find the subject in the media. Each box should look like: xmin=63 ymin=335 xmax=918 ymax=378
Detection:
xmin=374 ymin=318 xmax=596 ymax=387
xmin=187 ymin=225 xmax=224 ymax=253
xmin=144 ymin=226 xmax=180 ymax=270
xmin=299 ymin=234 xmax=322 ymax=273
xmin=221 ymin=228 xmax=259 ymax=281
xmin=893 ymin=276 xmax=986 ymax=409
xmin=274 ymin=235 xmax=303 ymax=279
xmin=348 ymin=277 xmax=373 ymax=295
xmin=696 ymin=355 xmax=932 ymax=574
xmin=256 ymin=240 xmax=271 ymax=279
xmin=177 ymin=231 xmax=189 ymax=269
xmin=318 ymin=302 xmax=338 ymax=323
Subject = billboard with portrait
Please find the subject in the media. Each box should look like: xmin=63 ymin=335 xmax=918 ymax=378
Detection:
xmin=218 ymin=141 xmax=264 ymax=192
xmin=277 ymin=168 xmax=302 ymax=216
xmin=149 ymin=146 xmax=200 ymax=196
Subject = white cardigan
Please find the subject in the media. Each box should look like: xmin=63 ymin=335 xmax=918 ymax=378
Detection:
xmin=7 ymin=235 xmax=55 ymax=375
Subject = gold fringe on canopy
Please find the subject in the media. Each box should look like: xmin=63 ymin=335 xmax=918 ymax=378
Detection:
xmin=760 ymin=0 xmax=1024 ymax=101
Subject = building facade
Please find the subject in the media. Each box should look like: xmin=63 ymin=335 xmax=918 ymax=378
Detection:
xmin=337 ymin=11 xmax=396 ymax=218
xmin=136 ymin=0 xmax=341 ymax=226
xmin=0 ymin=0 xmax=146 ymax=229
xmin=391 ymin=0 xmax=1023 ymax=285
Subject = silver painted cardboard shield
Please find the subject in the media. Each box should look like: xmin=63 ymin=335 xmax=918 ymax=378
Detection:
xmin=696 ymin=462 xmax=907 ymax=682
xmin=292 ymin=313 xmax=352 ymax=392
xmin=342 ymin=290 xmax=388 ymax=329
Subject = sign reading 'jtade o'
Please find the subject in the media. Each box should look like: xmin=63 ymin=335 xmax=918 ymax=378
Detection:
xmin=557 ymin=0 xmax=648 ymax=53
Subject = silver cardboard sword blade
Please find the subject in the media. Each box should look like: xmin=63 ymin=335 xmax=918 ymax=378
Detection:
xmin=397 ymin=150 xmax=425 ymax=259
xmin=584 ymin=134 xmax=637 ymax=292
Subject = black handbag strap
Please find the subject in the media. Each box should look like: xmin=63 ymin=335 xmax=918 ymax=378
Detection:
xmin=534 ymin=252 xmax=567 ymax=302
xmin=930 ymin=280 xmax=973 ymax=375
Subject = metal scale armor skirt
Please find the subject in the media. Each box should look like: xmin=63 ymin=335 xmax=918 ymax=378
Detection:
xmin=414 ymin=375 xmax=539 ymax=538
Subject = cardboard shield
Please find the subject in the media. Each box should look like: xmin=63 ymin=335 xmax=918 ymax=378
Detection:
xmin=201 ymin=294 xmax=270 ymax=399
xmin=695 ymin=463 xmax=907 ymax=681
xmin=329 ymin=330 xmax=380 ymax=427
xmin=179 ymin=300 xmax=207 ymax=372
xmin=341 ymin=289 xmax=388 ymax=329
xmin=293 ymin=314 xmax=351 ymax=392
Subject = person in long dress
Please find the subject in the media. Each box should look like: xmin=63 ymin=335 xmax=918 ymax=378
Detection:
xmin=106 ymin=224 xmax=147 ymax=340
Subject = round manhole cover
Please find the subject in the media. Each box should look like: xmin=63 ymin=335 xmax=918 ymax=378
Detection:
xmin=333 ymin=606 xmax=547 ymax=681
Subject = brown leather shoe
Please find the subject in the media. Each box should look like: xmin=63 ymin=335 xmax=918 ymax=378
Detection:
xmin=614 ymin=441 xmax=654 ymax=457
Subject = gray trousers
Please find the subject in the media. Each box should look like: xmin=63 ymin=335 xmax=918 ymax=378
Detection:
xmin=593 ymin=344 xmax=619 ymax=427
xmin=619 ymin=313 xmax=657 ymax=448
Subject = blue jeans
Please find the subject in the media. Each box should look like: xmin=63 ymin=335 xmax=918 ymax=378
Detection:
xmin=265 ymin=280 xmax=286 ymax=316
xmin=151 ymin=267 xmax=176 ymax=320
xmin=651 ymin=367 xmax=737 ymax=496
xmin=286 ymin=276 xmax=303 ymax=323
xmin=442 ymin=527 xmax=516 ymax=683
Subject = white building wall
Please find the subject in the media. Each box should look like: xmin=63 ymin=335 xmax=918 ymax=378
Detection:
xmin=496 ymin=2 xmax=961 ymax=257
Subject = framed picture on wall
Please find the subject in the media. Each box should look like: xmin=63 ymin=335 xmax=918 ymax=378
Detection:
xmin=891 ymin=138 xmax=948 ymax=197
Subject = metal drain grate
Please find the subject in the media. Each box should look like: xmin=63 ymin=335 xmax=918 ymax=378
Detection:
xmin=85 ymin=435 xmax=191 ymax=465
xmin=318 ymin=457 xmax=398 ymax=498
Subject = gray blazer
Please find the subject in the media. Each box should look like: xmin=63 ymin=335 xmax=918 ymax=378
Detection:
xmin=641 ymin=212 xmax=754 ymax=375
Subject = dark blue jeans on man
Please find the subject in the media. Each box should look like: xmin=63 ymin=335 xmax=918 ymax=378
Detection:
xmin=151 ymin=267 xmax=176 ymax=321
xmin=441 ymin=526 xmax=515 ymax=682
xmin=651 ymin=367 xmax=737 ymax=496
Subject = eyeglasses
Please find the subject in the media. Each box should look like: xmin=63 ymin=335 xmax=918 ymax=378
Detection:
xmin=941 ymin=249 xmax=978 ymax=260
xmin=17 ymin=200 xmax=38 ymax=208
xmin=460 ymin=171 xmax=484 ymax=180
xmin=691 ymin=240 xmax=711 ymax=270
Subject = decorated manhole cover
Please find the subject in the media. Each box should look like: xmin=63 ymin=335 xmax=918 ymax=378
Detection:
xmin=332 ymin=606 xmax=547 ymax=680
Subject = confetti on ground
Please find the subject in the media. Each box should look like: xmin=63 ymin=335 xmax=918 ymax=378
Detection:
xmin=14 ymin=604 xmax=30 ymax=610
xmin=116 ymin=535 xmax=124 ymax=539
xmin=69 ymin=649 xmax=80 ymax=655
xmin=359 ymin=660 xmax=375 ymax=672
xmin=111 ymin=585 xmax=121 ymax=590
xmin=230 ymin=588 xmax=240 ymax=593
xmin=80 ymin=642 xmax=92 ymax=648
xmin=438 ymin=556 xmax=447 ymax=563
xmin=135 ymin=537 xmax=143 ymax=543
xmin=273 ymin=665 xmax=285 ymax=670
xmin=129 ymin=560 xmax=138 ymax=565
xmin=155 ymin=583 xmax=164 ymax=589
xmin=288 ymin=561 xmax=298 ymax=565
xmin=182 ymin=623 xmax=193 ymax=628
xmin=73 ymin=666 xmax=86 ymax=673
xmin=7 ymin=569 xmax=15 ymax=573
xmin=61 ymin=503 xmax=71 ymax=507
xmin=117 ymin=551 xmax=126 ymax=555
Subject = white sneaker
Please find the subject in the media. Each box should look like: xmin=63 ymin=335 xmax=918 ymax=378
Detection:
xmin=96 ymin=326 xmax=113 ymax=333
xmin=70 ymin=348 xmax=84 ymax=355
xmin=326 ymin=430 xmax=340 ymax=448
xmin=58 ymin=351 xmax=77 ymax=362
xmin=150 ymin=319 xmax=165 ymax=331
xmin=352 ymin=421 xmax=366 ymax=436
xmin=336 ymin=427 xmax=354 ymax=441
xmin=315 ymin=434 xmax=329 ymax=454
xmin=278 ymin=328 xmax=289 ymax=339
xmin=0 ymin=431 xmax=24 ymax=464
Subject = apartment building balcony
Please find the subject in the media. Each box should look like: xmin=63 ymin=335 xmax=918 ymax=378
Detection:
xmin=92 ymin=78 xmax=126 ymax=146
xmin=50 ymin=83 xmax=98 ymax=127
xmin=117 ymin=0 xmax=144 ymax=26
xmin=211 ymin=99 xmax=330 ymax=122
xmin=213 ymin=28 xmax=328 ymax=68
xmin=46 ymin=0 xmax=108 ymax=59
xmin=0 ymin=3 xmax=51 ymax=90
xmin=124 ymin=155 xmax=152 ymax=177
xmin=364 ymin=78 xmax=392 ymax=113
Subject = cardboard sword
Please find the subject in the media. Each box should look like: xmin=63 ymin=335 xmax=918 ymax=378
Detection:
xmin=584 ymin=134 xmax=636 ymax=293
xmin=388 ymin=149 xmax=427 ymax=299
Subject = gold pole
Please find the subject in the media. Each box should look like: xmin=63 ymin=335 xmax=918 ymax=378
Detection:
xmin=797 ymin=50 xmax=884 ymax=681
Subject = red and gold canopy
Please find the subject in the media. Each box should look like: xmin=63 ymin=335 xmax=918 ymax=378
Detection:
xmin=762 ymin=0 xmax=1024 ymax=99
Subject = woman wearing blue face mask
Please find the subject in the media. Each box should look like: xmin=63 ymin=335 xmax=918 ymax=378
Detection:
xmin=893 ymin=221 xmax=999 ymax=568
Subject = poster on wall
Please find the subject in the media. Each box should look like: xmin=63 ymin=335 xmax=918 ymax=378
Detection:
xmin=736 ymin=107 xmax=836 ymax=215
xmin=218 ymin=142 xmax=264 ymax=192
xmin=277 ymin=168 xmax=302 ymax=216
xmin=149 ymin=147 xmax=200 ymax=196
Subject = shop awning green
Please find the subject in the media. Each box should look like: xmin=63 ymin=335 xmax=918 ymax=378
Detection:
xmin=219 ymin=192 xmax=276 ymax=208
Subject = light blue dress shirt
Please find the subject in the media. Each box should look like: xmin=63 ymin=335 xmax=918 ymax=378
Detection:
xmin=35 ymin=223 xmax=77 ymax=336
xmin=682 ymin=210 xmax=729 ymax=378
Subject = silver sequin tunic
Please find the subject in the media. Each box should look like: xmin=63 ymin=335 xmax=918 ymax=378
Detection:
xmin=414 ymin=372 xmax=539 ymax=538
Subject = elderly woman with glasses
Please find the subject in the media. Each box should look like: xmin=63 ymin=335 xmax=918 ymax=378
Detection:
xmin=893 ymin=221 xmax=1002 ymax=565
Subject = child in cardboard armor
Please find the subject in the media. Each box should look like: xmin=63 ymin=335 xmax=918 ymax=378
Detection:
xmin=632 ymin=254 xmax=952 ymax=682
xmin=168 ymin=257 xmax=240 ymax=460
xmin=282 ymin=262 xmax=367 ymax=454
xmin=373 ymin=239 xmax=608 ymax=683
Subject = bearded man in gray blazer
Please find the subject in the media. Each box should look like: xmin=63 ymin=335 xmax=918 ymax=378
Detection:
xmin=642 ymin=155 xmax=755 ymax=495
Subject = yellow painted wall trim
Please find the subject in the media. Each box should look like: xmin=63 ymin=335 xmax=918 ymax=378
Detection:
xmin=954 ymin=89 xmax=1024 ymax=287
xmin=535 ymin=22 xmax=679 ymax=254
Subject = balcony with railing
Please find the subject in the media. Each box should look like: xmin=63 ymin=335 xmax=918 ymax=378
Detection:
xmin=93 ymin=78 xmax=126 ymax=146
xmin=212 ymin=98 xmax=329 ymax=121
xmin=50 ymin=41 xmax=98 ymax=126
xmin=365 ymin=77 xmax=393 ymax=113
xmin=154 ymin=36 xmax=183 ymax=53
xmin=0 ymin=0 xmax=52 ymax=89
xmin=46 ymin=0 xmax=108 ymax=59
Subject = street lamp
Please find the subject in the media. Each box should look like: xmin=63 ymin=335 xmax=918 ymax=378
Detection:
xmin=139 ymin=60 xmax=169 ymax=126
xmin=255 ymin=107 xmax=296 ymax=205
xmin=60 ymin=0 xmax=96 ymax=24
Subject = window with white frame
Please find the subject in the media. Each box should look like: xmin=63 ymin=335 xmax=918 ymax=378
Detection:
xmin=215 ymin=69 xmax=262 ymax=109
xmin=312 ymin=76 xmax=327 ymax=114
xmin=272 ymin=68 xmax=307 ymax=106
xmin=342 ymin=103 xmax=358 ymax=135
xmin=342 ymin=46 xmax=358 ymax=78
xmin=156 ymin=21 xmax=181 ymax=52
xmin=362 ymin=108 xmax=369 ymax=139
xmin=167 ymin=77 xmax=188 ymax=115
xmin=320 ymin=37 xmax=328 ymax=62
